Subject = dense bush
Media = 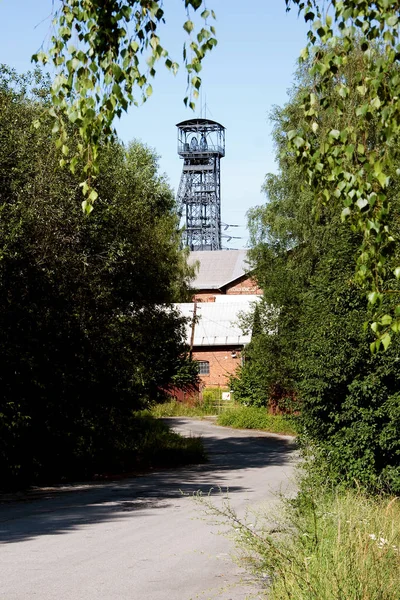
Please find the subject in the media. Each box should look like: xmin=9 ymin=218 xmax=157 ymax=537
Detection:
xmin=217 ymin=406 xmax=297 ymax=436
xmin=236 ymin=47 xmax=400 ymax=492
xmin=0 ymin=66 xmax=197 ymax=489
xmin=131 ymin=414 xmax=207 ymax=469
xmin=297 ymin=229 xmax=400 ymax=491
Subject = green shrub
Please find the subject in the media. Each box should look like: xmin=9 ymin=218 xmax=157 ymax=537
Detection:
xmin=217 ymin=406 xmax=297 ymax=436
xmin=298 ymin=295 xmax=400 ymax=493
xmin=58 ymin=413 xmax=207 ymax=478
xmin=202 ymin=388 xmax=220 ymax=406
xmin=133 ymin=414 xmax=207 ymax=468
xmin=149 ymin=400 xmax=211 ymax=418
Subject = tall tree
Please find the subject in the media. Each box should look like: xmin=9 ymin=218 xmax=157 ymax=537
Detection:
xmin=0 ymin=66 xmax=196 ymax=488
xmin=285 ymin=0 xmax=400 ymax=348
xmin=242 ymin=48 xmax=400 ymax=492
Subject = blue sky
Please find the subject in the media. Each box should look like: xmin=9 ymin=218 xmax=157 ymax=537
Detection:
xmin=0 ymin=0 xmax=309 ymax=248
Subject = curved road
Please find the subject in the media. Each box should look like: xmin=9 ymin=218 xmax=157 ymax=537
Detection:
xmin=0 ymin=418 xmax=297 ymax=600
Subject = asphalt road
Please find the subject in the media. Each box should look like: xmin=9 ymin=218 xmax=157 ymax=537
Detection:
xmin=0 ymin=418 xmax=298 ymax=600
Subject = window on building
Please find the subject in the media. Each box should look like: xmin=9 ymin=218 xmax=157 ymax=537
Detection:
xmin=197 ymin=361 xmax=210 ymax=375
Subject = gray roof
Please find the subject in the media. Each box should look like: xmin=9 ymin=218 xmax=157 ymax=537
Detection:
xmin=175 ymin=296 xmax=260 ymax=347
xmin=176 ymin=118 xmax=225 ymax=130
xmin=188 ymin=250 xmax=250 ymax=290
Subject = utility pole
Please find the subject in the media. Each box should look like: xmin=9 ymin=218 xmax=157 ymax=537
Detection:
xmin=189 ymin=300 xmax=198 ymax=358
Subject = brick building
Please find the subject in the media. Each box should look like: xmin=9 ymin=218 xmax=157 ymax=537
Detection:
xmin=188 ymin=249 xmax=262 ymax=301
xmin=176 ymin=250 xmax=262 ymax=388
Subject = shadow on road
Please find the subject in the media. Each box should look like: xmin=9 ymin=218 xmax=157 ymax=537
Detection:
xmin=0 ymin=421 xmax=296 ymax=545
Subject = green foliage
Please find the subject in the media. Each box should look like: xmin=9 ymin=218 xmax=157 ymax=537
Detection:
xmin=230 ymin=363 xmax=268 ymax=408
xmin=149 ymin=400 xmax=214 ymax=418
xmin=230 ymin=307 xmax=296 ymax=409
xmin=217 ymin=407 xmax=297 ymax=436
xmin=63 ymin=412 xmax=206 ymax=476
xmin=285 ymin=0 xmax=400 ymax=348
xmin=0 ymin=67 xmax=197 ymax=489
xmin=251 ymin=302 xmax=262 ymax=337
xmin=242 ymin=45 xmax=400 ymax=492
xmin=230 ymin=298 xmax=296 ymax=409
xmin=298 ymin=246 xmax=400 ymax=491
xmin=32 ymin=0 xmax=217 ymax=212
xmin=132 ymin=413 xmax=207 ymax=469
xmin=202 ymin=386 xmax=225 ymax=403
xmin=220 ymin=481 xmax=400 ymax=600
xmin=151 ymin=388 xmax=236 ymax=417
xmin=169 ymin=355 xmax=200 ymax=392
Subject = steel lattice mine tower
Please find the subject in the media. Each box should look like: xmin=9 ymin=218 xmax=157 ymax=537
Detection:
xmin=176 ymin=118 xmax=225 ymax=251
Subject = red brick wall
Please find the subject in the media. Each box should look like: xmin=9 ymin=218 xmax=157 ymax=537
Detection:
xmin=192 ymin=292 xmax=220 ymax=302
xmin=192 ymin=276 xmax=262 ymax=301
xmin=225 ymin=276 xmax=262 ymax=295
xmin=192 ymin=346 xmax=242 ymax=387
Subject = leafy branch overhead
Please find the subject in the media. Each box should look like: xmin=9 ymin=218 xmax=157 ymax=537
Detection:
xmin=33 ymin=0 xmax=217 ymax=214
xmin=285 ymin=0 xmax=400 ymax=351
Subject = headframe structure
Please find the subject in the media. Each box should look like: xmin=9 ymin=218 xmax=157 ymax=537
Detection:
xmin=176 ymin=118 xmax=225 ymax=251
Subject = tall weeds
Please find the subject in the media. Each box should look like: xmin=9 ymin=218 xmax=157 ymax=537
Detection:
xmin=199 ymin=484 xmax=400 ymax=599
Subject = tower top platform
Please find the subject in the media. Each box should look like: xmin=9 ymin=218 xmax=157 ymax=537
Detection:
xmin=176 ymin=118 xmax=225 ymax=159
xmin=176 ymin=118 xmax=225 ymax=131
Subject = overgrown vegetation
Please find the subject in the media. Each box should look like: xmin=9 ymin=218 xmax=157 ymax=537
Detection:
xmin=223 ymin=4 xmax=400 ymax=595
xmin=150 ymin=400 xmax=297 ymax=436
xmin=132 ymin=414 xmax=206 ymax=470
xmin=230 ymin=300 xmax=295 ymax=411
xmin=233 ymin=43 xmax=400 ymax=493
xmin=150 ymin=387 xmax=237 ymax=417
xmin=286 ymin=0 xmax=400 ymax=350
xmin=217 ymin=406 xmax=297 ymax=436
xmin=50 ymin=412 xmax=206 ymax=480
xmin=207 ymin=481 xmax=400 ymax=600
xmin=149 ymin=400 xmax=213 ymax=418
xmin=0 ymin=66 xmax=199 ymax=490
